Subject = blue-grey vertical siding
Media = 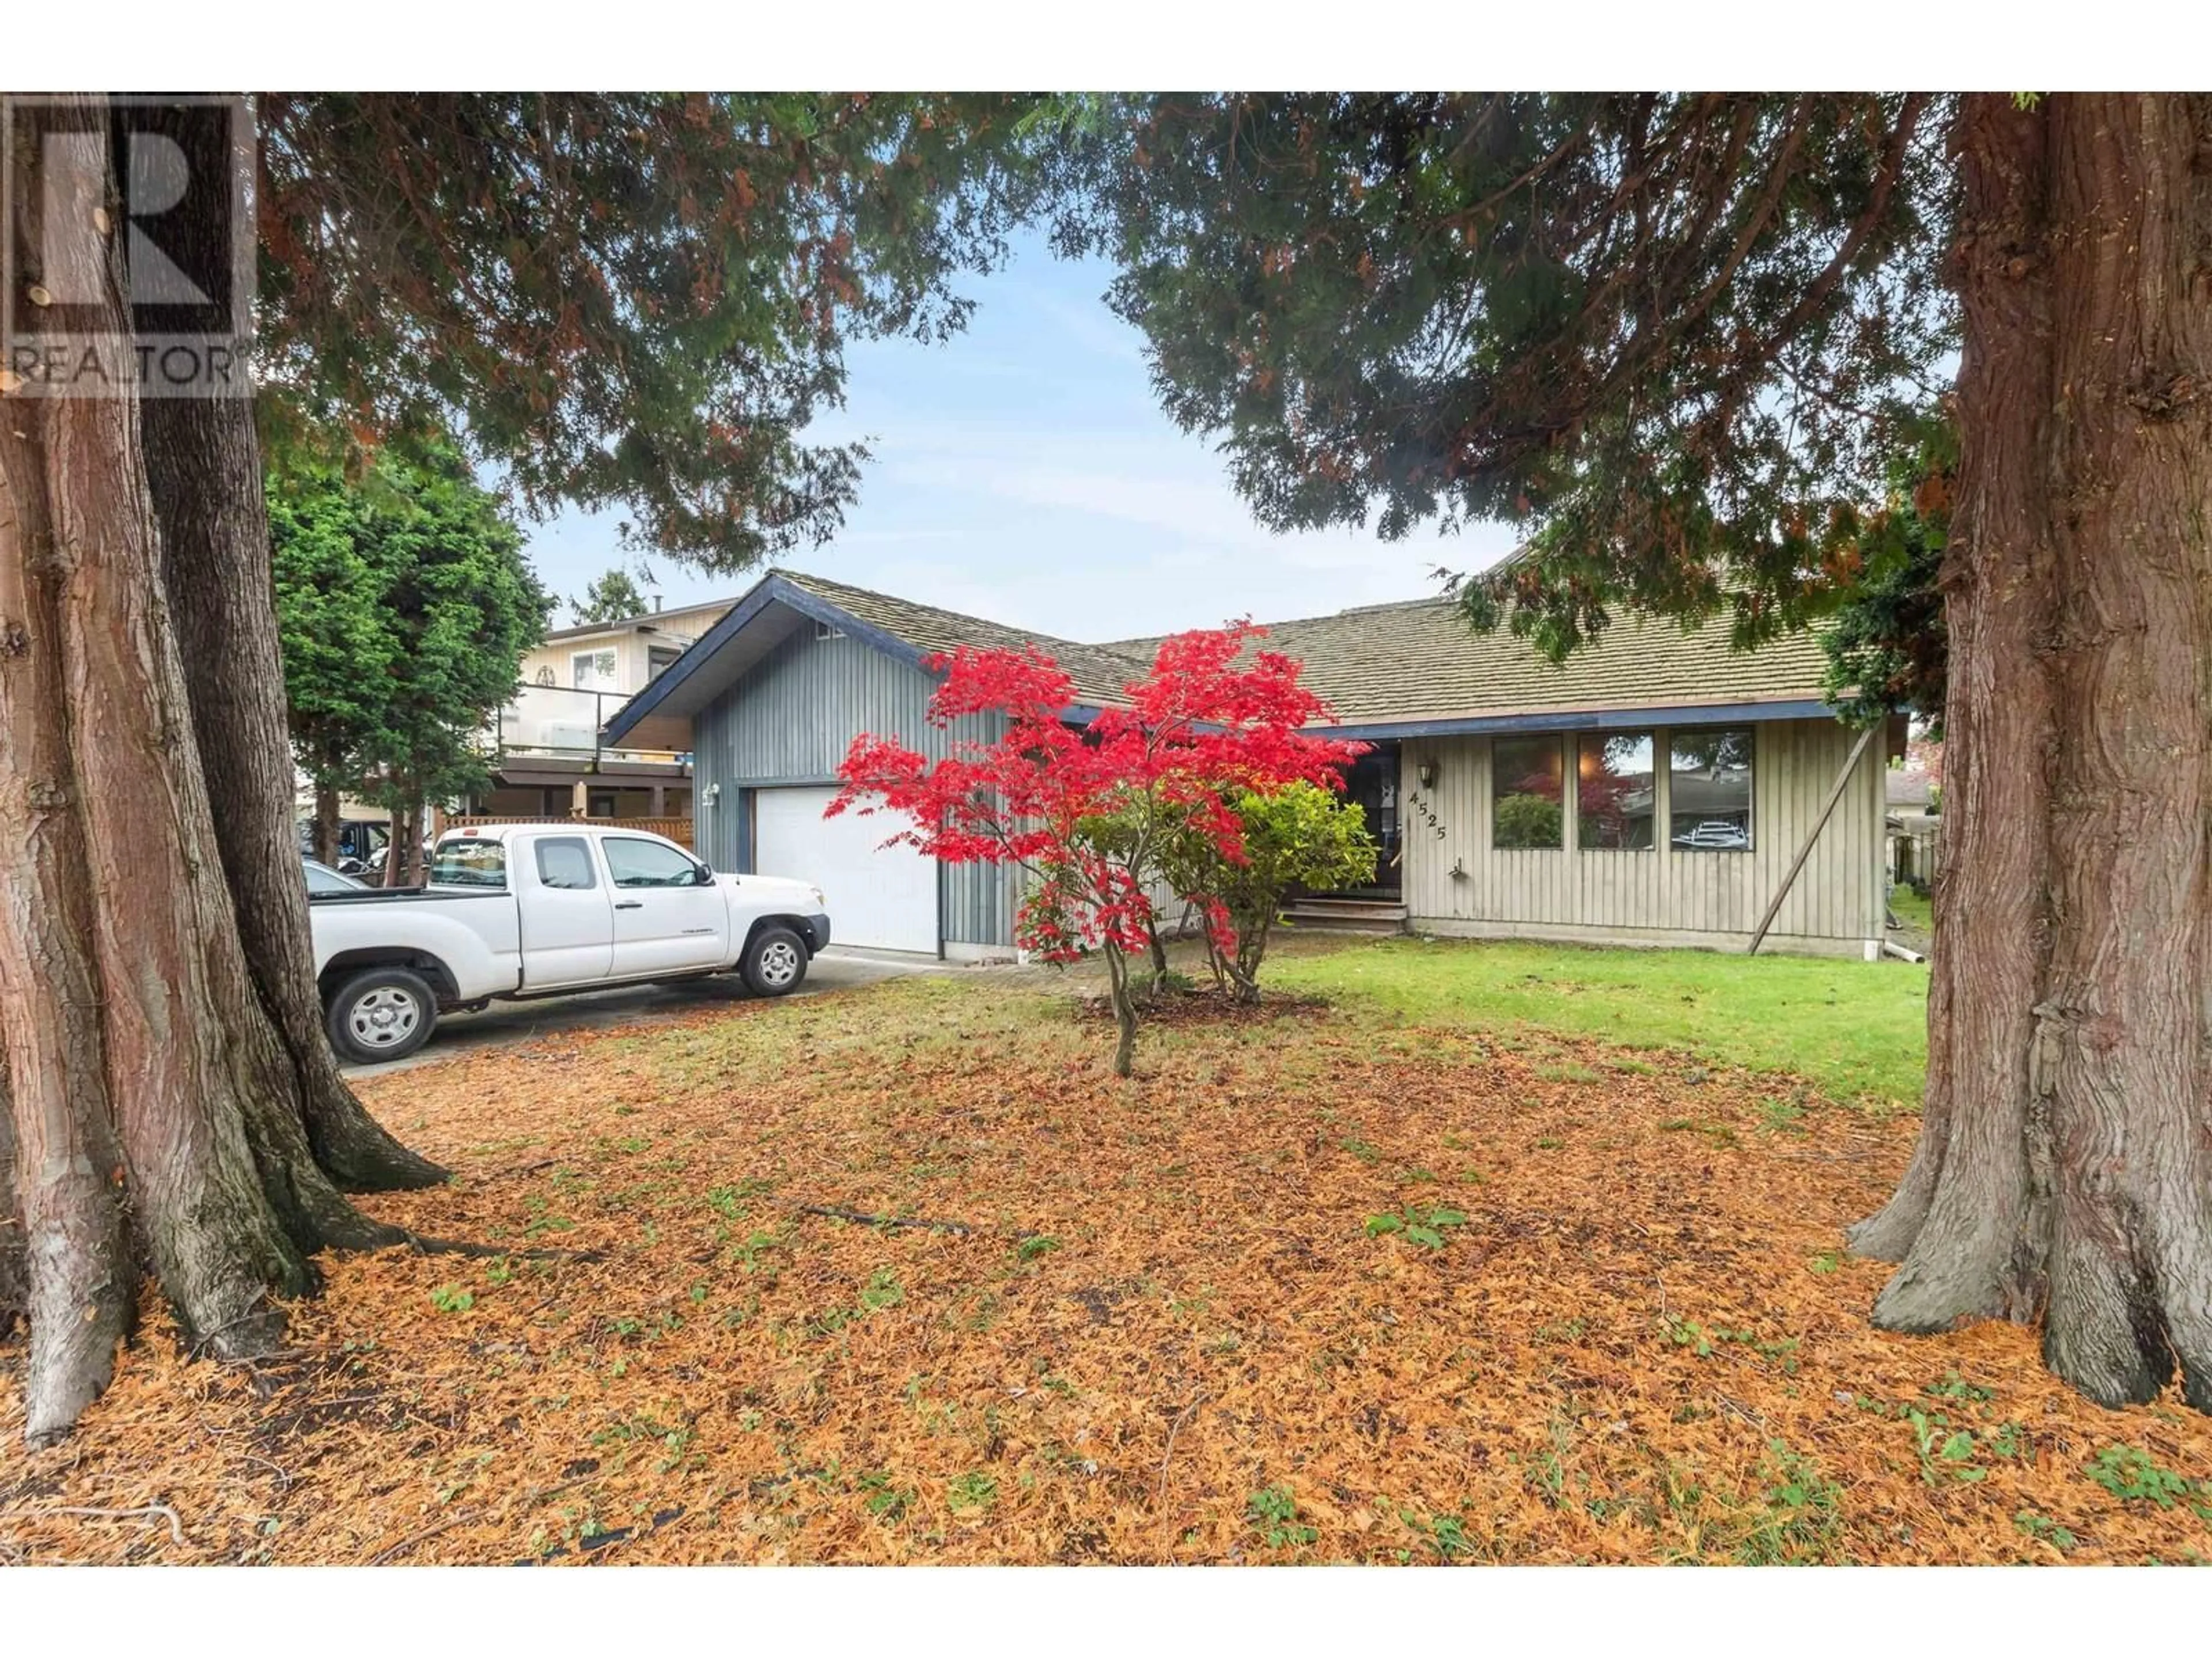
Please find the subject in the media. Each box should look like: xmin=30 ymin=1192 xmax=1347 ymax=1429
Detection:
xmin=692 ymin=627 xmax=1014 ymax=949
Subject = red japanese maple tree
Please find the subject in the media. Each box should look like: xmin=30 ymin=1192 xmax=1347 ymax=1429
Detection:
xmin=832 ymin=624 xmax=1362 ymax=1074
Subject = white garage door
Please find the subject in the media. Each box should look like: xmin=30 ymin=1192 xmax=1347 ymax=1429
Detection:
xmin=753 ymin=786 xmax=938 ymax=955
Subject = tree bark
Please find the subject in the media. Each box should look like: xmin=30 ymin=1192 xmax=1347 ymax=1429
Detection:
xmin=1 ymin=95 xmax=426 ymax=1444
xmin=138 ymin=361 xmax=444 ymax=1191
xmin=0 ymin=414 xmax=131 ymax=1441
xmin=1851 ymin=93 xmax=2212 ymax=1409
xmin=384 ymin=799 xmax=423 ymax=887
xmin=0 ymin=1077 xmax=24 ymax=1325
xmin=313 ymin=778 xmax=340 ymax=865
xmin=1102 ymin=941 xmax=1139 ymax=1077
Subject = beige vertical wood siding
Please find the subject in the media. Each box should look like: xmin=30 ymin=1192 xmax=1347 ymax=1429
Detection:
xmin=1400 ymin=717 xmax=1885 ymax=957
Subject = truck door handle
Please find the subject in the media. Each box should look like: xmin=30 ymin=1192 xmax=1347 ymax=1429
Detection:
xmin=615 ymin=900 xmax=643 ymax=910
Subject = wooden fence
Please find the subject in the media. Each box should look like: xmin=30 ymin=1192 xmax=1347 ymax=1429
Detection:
xmin=442 ymin=814 xmax=696 ymax=850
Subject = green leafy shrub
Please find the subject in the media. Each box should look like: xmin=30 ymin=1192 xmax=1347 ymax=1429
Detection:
xmin=1160 ymin=781 xmax=1378 ymax=1002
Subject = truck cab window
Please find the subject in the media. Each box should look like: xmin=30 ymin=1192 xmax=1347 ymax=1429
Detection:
xmin=535 ymin=838 xmax=598 ymax=891
xmin=429 ymin=839 xmax=507 ymax=888
xmin=603 ymin=836 xmax=704 ymax=888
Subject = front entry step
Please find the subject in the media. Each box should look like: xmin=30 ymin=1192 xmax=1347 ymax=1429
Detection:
xmin=1279 ymin=895 xmax=1410 ymax=934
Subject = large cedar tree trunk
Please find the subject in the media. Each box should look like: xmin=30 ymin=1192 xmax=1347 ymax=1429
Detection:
xmin=1850 ymin=93 xmax=2212 ymax=1409
xmin=1 ymin=96 xmax=428 ymax=1445
xmin=135 ymin=279 xmax=443 ymax=1189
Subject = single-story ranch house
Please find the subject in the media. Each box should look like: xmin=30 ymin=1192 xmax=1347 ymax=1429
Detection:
xmin=603 ymin=569 xmax=1902 ymax=962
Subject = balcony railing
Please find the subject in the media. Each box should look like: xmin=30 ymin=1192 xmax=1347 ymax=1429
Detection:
xmin=491 ymin=683 xmax=690 ymax=772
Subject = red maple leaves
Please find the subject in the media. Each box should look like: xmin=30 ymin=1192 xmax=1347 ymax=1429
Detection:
xmin=831 ymin=624 xmax=1364 ymax=966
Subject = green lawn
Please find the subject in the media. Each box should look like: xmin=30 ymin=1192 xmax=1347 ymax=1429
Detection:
xmin=1889 ymin=885 xmax=1933 ymax=934
xmin=1267 ymin=934 xmax=1929 ymax=1109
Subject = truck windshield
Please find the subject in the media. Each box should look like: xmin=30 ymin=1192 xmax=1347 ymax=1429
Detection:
xmin=429 ymin=839 xmax=507 ymax=888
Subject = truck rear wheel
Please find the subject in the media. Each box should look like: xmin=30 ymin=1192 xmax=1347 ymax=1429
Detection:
xmin=327 ymin=965 xmax=439 ymax=1063
xmin=741 ymin=926 xmax=808 ymax=997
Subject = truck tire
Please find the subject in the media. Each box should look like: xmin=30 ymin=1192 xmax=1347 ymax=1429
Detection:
xmin=327 ymin=965 xmax=439 ymax=1063
xmin=741 ymin=925 xmax=809 ymax=997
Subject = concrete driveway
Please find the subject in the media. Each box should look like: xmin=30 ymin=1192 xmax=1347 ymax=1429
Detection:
xmin=339 ymin=947 xmax=942 ymax=1080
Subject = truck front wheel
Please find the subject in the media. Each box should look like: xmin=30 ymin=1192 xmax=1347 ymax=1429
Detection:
xmin=327 ymin=966 xmax=439 ymax=1063
xmin=741 ymin=926 xmax=809 ymax=997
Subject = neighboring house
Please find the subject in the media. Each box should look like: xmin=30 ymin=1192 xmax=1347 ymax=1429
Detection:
xmin=1886 ymin=762 xmax=1941 ymax=887
xmin=605 ymin=569 xmax=1906 ymax=961
xmin=472 ymin=596 xmax=738 ymax=820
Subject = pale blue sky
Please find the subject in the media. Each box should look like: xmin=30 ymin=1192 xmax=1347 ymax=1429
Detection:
xmin=518 ymin=231 xmax=1519 ymax=641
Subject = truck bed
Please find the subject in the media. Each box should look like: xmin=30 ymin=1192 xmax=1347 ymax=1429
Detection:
xmin=307 ymin=885 xmax=510 ymax=905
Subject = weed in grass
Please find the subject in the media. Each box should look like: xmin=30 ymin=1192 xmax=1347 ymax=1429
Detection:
xmin=1733 ymin=1439 xmax=1843 ymax=1565
xmin=2013 ymin=1510 xmax=2077 ymax=1553
xmin=1014 ymin=1234 xmax=1062 ymax=1263
xmin=1247 ymin=1484 xmax=1318 ymax=1548
xmin=1427 ymin=1512 xmax=1472 ymax=1561
xmin=859 ymin=1471 xmax=916 ymax=1523
xmin=1757 ymin=1098 xmax=1806 ymax=1135
xmin=859 ymin=1268 xmax=904 ymax=1312
xmin=1924 ymin=1370 xmax=1994 ymax=1403
xmin=1536 ymin=1318 xmax=1589 ymax=1343
xmin=705 ymin=1177 xmax=777 ymax=1220
xmin=2085 ymin=1446 xmax=2209 ymax=1514
xmin=429 ymin=1284 xmax=475 ymax=1313
xmin=1807 ymin=1251 xmax=1842 ymax=1274
xmin=728 ymin=1229 xmax=781 ymax=1272
xmin=1364 ymin=1205 xmax=1468 ymax=1249
xmin=483 ymin=1257 xmax=514 ymax=1287
xmin=1340 ymin=1137 xmax=1383 ymax=1164
xmin=1904 ymin=1408 xmax=1984 ymax=1485
xmin=521 ymin=1196 xmax=575 ymax=1238
xmin=1536 ymin=1062 xmax=1602 ymax=1084
xmin=947 ymin=1471 xmax=998 ymax=1514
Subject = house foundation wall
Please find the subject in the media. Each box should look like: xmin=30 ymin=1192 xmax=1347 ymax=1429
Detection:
xmin=1410 ymin=915 xmax=1880 ymax=960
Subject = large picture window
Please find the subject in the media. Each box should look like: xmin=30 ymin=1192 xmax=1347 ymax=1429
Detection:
xmin=1578 ymin=732 xmax=1657 ymax=850
xmin=1492 ymin=734 xmax=1566 ymax=850
xmin=1669 ymin=728 xmax=1755 ymax=851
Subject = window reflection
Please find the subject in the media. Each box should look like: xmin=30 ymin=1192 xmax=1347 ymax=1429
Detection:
xmin=1493 ymin=734 xmax=1565 ymax=850
xmin=1578 ymin=732 xmax=1656 ymax=850
xmin=1669 ymin=729 xmax=1755 ymax=851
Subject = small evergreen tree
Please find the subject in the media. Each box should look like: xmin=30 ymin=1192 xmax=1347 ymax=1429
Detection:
xmin=570 ymin=566 xmax=654 ymax=626
xmin=271 ymin=440 xmax=554 ymax=883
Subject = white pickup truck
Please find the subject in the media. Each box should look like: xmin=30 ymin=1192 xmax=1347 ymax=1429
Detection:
xmin=308 ymin=823 xmax=832 ymax=1063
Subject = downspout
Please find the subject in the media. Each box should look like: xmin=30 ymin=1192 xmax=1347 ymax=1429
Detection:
xmin=1748 ymin=724 xmax=1880 ymax=956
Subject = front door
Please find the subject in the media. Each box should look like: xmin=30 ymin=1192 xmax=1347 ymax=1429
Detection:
xmin=601 ymin=834 xmax=728 ymax=976
xmin=1339 ymin=747 xmax=1403 ymax=895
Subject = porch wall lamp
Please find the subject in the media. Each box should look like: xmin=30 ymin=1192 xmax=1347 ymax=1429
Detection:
xmin=1416 ymin=757 xmax=1439 ymax=790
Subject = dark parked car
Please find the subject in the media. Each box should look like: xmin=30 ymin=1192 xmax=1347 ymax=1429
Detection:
xmin=302 ymin=857 xmax=368 ymax=895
